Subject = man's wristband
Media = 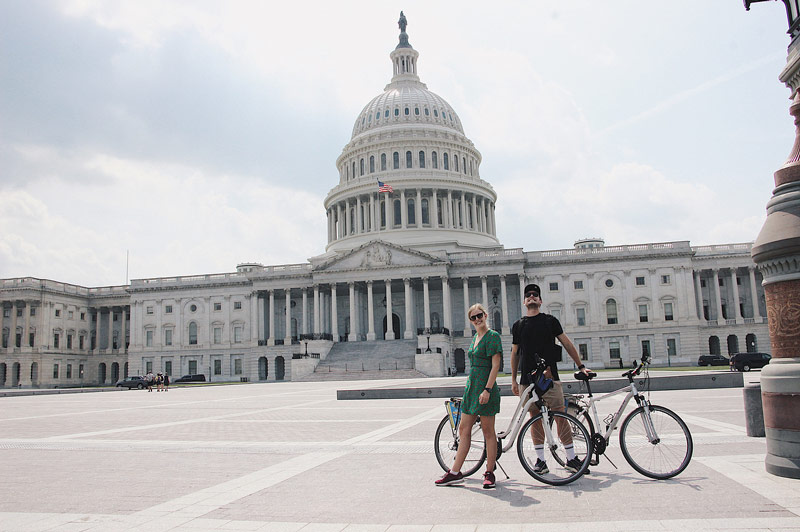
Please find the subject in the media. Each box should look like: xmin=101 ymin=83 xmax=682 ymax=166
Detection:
xmin=578 ymin=364 xmax=586 ymax=370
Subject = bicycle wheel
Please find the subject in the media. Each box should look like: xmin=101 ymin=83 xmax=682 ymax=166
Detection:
xmin=517 ymin=411 xmax=591 ymax=486
xmin=619 ymin=404 xmax=693 ymax=480
xmin=434 ymin=415 xmax=486 ymax=477
xmin=552 ymin=403 xmax=595 ymax=468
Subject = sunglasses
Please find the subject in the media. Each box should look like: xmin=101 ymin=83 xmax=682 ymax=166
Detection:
xmin=469 ymin=312 xmax=485 ymax=322
xmin=525 ymin=292 xmax=540 ymax=299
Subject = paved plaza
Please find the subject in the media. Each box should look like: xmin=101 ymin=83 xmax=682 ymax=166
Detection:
xmin=0 ymin=371 xmax=798 ymax=531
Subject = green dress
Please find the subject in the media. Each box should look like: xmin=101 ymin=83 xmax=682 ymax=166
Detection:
xmin=461 ymin=329 xmax=502 ymax=416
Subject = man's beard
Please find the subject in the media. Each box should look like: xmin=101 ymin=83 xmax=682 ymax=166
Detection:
xmin=526 ymin=301 xmax=540 ymax=310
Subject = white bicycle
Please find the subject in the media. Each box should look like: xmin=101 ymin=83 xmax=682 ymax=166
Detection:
xmin=434 ymin=363 xmax=591 ymax=486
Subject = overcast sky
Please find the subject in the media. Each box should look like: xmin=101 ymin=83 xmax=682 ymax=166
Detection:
xmin=0 ymin=0 xmax=793 ymax=287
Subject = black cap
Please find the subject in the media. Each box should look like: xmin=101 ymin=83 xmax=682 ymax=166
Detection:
xmin=524 ymin=284 xmax=541 ymax=296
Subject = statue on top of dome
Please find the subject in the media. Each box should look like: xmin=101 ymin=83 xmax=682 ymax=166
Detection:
xmin=398 ymin=11 xmax=407 ymax=33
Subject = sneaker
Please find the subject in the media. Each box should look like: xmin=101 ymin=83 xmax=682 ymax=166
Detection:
xmin=565 ymin=457 xmax=584 ymax=474
xmin=533 ymin=459 xmax=549 ymax=475
xmin=482 ymin=470 xmax=496 ymax=489
xmin=435 ymin=471 xmax=464 ymax=486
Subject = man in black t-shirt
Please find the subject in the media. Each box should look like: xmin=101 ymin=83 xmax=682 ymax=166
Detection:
xmin=511 ymin=283 xmax=590 ymax=474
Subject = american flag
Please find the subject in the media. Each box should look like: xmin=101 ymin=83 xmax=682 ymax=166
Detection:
xmin=378 ymin=180 xmax=394 ymax=193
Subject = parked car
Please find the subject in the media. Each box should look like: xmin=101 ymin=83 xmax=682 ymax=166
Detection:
xmin=730 ymin=352 xmax=772 ymax=372
xmin=173 ymin=374 xmax=206 ymax=383
xmin=116 ymin=376 xmax=148 ymax=389
xmin=698 ymin=354 xmax=730 ymax=366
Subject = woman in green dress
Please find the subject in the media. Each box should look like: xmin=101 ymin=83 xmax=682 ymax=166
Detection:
xmin=435 ymin=303 xmax=503 ymax=489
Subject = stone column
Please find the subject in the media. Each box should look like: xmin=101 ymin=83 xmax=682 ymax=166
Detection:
xmin=442 ymin=277 xmax=453 ymax=332
xmin=357 ymin=196 xmax=363 ymax=234
xmin=481 ymin=276 xmax=489 ymax=311
xmin=470 ymin=195 xmax=478 ymax=230
xmin=94 ymin=308 xmax=102 ymax=350
xmin=10 ymin=302 xmax=17 ymax=348
xmin=423 ymin=277 xmax=431 ymax=329
xmin=366 ymin=281 xmax=376 ymax=341
xmin=384 ymin=280 xmax=394 ymax=339
xmin=712 ymin=269 xmax=724 ymax=321
xmin=459 ymin=193 xmax=466 ymax=229
xmin=370 ymin=194 xmax=376 ymax=232
xmin=404 ymin=278 xmax=413 ymax=339
xmin=108 ymin=307 xmax=114 ymax=350
xmin=446 ymin=191 xmax=453 ymax=228
xmin=331 ymin=284 xmax=338 ymax=341
xmin=284 ymin=289 xmax=292 ymax=344
xmin=519 ymin=274 xmax=527 ymax=314
xmin=749 ymin=267 xmax=762 ymax=319
xmin=694 ymin=271 xmax=706 ymax=321
xmin=23 ymin=301 xmax=30 ymax=347
xmin=257 ymin=293 xmax=264 ymax=342
xmin=463 ymin=277 xmax=470 ymax=336
xmin=175 ymin=300 xmax=183 ymax=347
xmin=400 ymin=190 xmax=407 ymax=228
xmin=336 ymin=204 xmax=342 ymax=238
xmin=751 ymin=92 xmax=800 ymax=478
xmin=121 ymin=306 xmax=128 ymax=351
xmin=432 ymin=190 xmax=439 ymax=227
xmin=731 ymin=268 xmax=743 ymax=323
xmin=416 ymin=189 xmax=422 ymax=227
xmin=649 ymin=268 xmax=659 ymax=322
xmin=500 ymin=275 xmax=510 ymax=334
xmin=268 ymin=290 xmax=275 ymax=346
xmin=348 ymin=282 xmax=357 ymax=342
xmin=622 ymin=271 xmax=635 ymax=326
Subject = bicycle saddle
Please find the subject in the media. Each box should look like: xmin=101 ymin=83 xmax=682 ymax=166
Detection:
xmin=574 ymin=371 xmax=597 ymax=381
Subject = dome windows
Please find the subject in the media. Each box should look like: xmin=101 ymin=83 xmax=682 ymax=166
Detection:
xmin=419 ymin=151 xmax=425 ymax=168
xmin=434 ymin=109 xmax=439 ymax=118
xmin=404 ymin=107 xmax=409 ymax=116
xmin=424 ymin=108 xmax=429 ymax=116
xmin=405 ymin=151 xmax=412 ymax=168
xmin=432 ymin=151 xmax=438 ymax=169
xmin=414 ymin=107 xmax=420 ymax=116
xmin=443 ymin=153 xmax=449 ymax=170
xmin=394 ymin=108 xmax=399 ymax=117
xmin=393 ymin=152 xmax=400 ymax=169
xmin=375 ymin=112 xmax=380 ymax=120
xmin=381 ymin=153 xmax=387 ymax=171
xmin=369 ymin=156 xmax=375 ymax=174
xmin=385 ymin=109 xmax=390 ymax=118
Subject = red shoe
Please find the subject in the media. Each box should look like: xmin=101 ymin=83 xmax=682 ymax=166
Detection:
xmin=435 ymin=471 xmax=464 ymax=486
xmin=483 ymin=470 xmax=496 ymax=489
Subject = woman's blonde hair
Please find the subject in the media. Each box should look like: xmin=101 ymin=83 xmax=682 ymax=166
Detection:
xmin=467 ymin=303 xmax=488 ymax=321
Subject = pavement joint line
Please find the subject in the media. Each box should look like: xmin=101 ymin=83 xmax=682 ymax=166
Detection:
xmin=695 ymin=454 xmax=800 ymax=517
xmin=676 ymin=413 xmax=747 ymax=435
xmin=44 ymin=399 xmax=332 ymax=440
xmin=341 ymin=406 xmax=443 ymax=445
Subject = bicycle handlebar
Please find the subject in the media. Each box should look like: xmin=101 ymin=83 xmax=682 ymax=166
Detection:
xmin=622 ymin=353 xmax=652 ymax=379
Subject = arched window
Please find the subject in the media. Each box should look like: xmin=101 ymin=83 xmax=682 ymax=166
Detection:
xmin=454 ymin=156 xmax=459 ymax=173
xmin=463 ymin=157 xmax=466 ymax=173
xmin=436 ymin=199 xmax=443 ymax=225
xmin=414 ymin=107 xmax=420 ymax=115
xmin=432 ymin=151 xmax=438 ymax=169
xmin=709 ymin=335 xmax=720 ymax=355
xmin=406 ymin=151 xmax=412 ymax=168
xmin=404 ymin=107 xmax=409 ymax=115
xmin=393 ymin=152 xmax=400 ymax=169
xmin=381 ymin=153 xmax=387 ymax=171
xmin=746 ymin=333 xmax=757 ymax=353
xmin=394 ymin=108 xmax=399 ymax=117
xmin=407 ymin=199 xmax=415 ymax=225
xmin=443 ymin=153 xmax=449 ymax=170
xmin=606 ymin=299 xmax=618 ymax=325
xmin=424 ymin=107 xmax=429 ymax=116
xmin=434 ymin=109 xmax=439 ymax=117
xmin=470 ymin=160 xmax=473 ymax=175
xmin=419 ymin=151 xmax=425 ymax=168
xmin=380 ymin=200 xmax=386 ymax=227
xmin=360 ymin=158 xmax=364 ymax=176
xmin=360 ymin=205 xmax=365 ymax=231
xmin=393 ymin=199 xmax=401 ymax=226
xmin=421 ymin=198 xmax=429 ymax=224
xmin=350 ymin=208 xmax=355 ymax=234
xmin=189 ymin=322 xmax=198 ymax=345
xmin=369 ymin=156 xmax=375 ymax=173
xmin=727 ymin=335 xmax=739 ymax=355
xmin=385 ymin=109 xmax=389 ymax=118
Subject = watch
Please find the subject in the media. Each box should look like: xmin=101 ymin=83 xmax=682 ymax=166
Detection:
xmin=578 ymin=364 xmax=586 ymax=370
xmin=484 ymin=387 xmax=492 ymax=393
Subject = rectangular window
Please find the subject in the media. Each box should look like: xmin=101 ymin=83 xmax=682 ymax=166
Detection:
xmin=189 ymin=360 xmax=198 ymax=374
xmin=661 ymin=274 xmax=671 ymax=285
xmin=79 ymin=335 xmax=84 ymax=349
xmin=67 ymin=334 xmax=73 ymax=349
xmin=79 ymin=364 xmax=84 ymax=378
xmin=635 ymin=276 xmax=646 ymax=286
xmin=53 ymin=364 xmax=59 ymax=379
xmin=667 ymin=338 xmax=677 ymax=357
xmin=79 ymin=312 xmax=84 ymax=320
xmin=30 ymin=308 xmax=36 ymax=317
xmin=578 ymin=343 xmax=588 ymax=361
xmin=639 ymin=304 xmax=648 ymax=323
xmin=609 ymin=341 xmax=621 ymax=359
xmin=165 ymin=329 xmax=173 ymax=346
xmin=214 ymin=359 xmax=222 ymax=375
xmin=146 ymin=306 xmax=154 ymax=315
xmin=113 ymin=313 xmax=118 ymax=322
xmin=17 ymin=308 xmax=23 ymax=317
xmin=66 ymin=364 xmax=72 ymax=379
xmin=165 ymin=305 xmax=173 ymax=314
xmin=234 ymin=326 xmax=243 ymax=343
xmin=214 ymin=303 xmax=222 ymax=311
xmin=29 ymin=332 xmax=34 ymax=346
xmin=737 ymin=277 xmax=742 ymax=285
xmin=146 ymin=330 xmax=153 ymax=347
xmin=165 ymin=361 xmax=172 ymax=376
xmin=55 ymin=309 xmax=61 ymax=317
xmin=700 ymin=279 xmax=706 ymax=288
xmin=576 ymin=308 xmax=586 ymax=326
xmin=68 ymin=311 xmax=74 ymax=319
xmin=234 ymin=359 xmax=243 ymax=375
xmin=664 ymin=302 xmax=674 ymax=321
xmin=2 ymin=309 xmax=9 ymax=318
xmin=573 ymin=280 xmax=583 ymax=290
xmin=549 ymin=282 xmax=559 ymax=292
xmin=214 ymin=327 xmax=222 ymax=344
xmin=53 ymin=333 xmax=60 ymax=348
xmin=641 ymin=340 xmax=651 ymax=356
xmin=146 ymin=361 xmax=153 ymax=373
xmin=234 ymin=301 xmax=242 ymax=310
xmin=719 ymin=278 xmax=725 ymax=287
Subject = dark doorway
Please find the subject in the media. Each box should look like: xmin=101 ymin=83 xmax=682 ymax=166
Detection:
xmin=259 ymin=357 xmax=268 ymax=380
xmin=276 ymin=356 xmax=285 ymax=380
xmin=382 ymin=313 xmax=401 ymax=339
xmin=455 ymin=348 xmax=465 ymax=374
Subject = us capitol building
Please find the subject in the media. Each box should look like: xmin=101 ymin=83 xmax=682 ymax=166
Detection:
xmin=0 ymin=16 xmax=769 ymax=387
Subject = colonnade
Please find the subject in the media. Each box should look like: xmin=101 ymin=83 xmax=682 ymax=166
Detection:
xmin=692 ymin=266 xmax=763 ymax=324
xmin=326 ymin=188 xmax=497 ymax=243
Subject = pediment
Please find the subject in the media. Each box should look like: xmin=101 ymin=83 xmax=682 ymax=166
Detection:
xmin=316 ymin=240 xmax=444 ymax=272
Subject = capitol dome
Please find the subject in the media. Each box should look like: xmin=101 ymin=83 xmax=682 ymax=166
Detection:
xmin=323 ymin=13 xmax=501 ymax=255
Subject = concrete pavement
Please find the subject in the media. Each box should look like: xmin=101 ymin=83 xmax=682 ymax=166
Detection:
xmin=0 ymin=370 xmax=797 ymax=531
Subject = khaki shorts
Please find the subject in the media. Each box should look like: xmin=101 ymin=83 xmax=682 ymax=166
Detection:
xmin=528 ymin=381 xmax=565 ymax=414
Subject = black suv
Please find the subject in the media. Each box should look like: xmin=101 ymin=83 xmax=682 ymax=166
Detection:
xmin=730 ymin=352 xmax=771 ymax=372
xmin=173 ymin=374 xmax=206 ymax=383
xmin=698 ymin=354 xmax=730 ymax=366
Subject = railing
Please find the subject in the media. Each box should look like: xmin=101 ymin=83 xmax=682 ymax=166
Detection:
xmin=744 ymin=318 xmax=755 ymax=324
xmin=299 ymin=333 xmax=334 ymax=341
xmin=316 ymin=361 xmax=416 ymax=372
xmin=449 ymin=248 xmax=524 ymax=262
xmin=527 ymin=241 xmax=692 ymax=262
xmin=416 ymin=327 xmax=450 ymax=336
xmin=131 ymin=272 xmax=249 ymax=288
xmin=691 ymin=243 xmax=753 ymax=255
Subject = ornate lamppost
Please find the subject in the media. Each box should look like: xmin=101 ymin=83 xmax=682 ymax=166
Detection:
xmin=745 ymin=0 xmax=800 ymax=479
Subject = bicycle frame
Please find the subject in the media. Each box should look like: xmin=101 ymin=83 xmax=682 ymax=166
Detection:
xmin=495 ymin=381 xmax=557 ymax=453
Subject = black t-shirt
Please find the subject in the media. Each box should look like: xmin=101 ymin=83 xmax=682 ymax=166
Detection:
xmin=511 ymin=313 xmax=564 ymax=384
